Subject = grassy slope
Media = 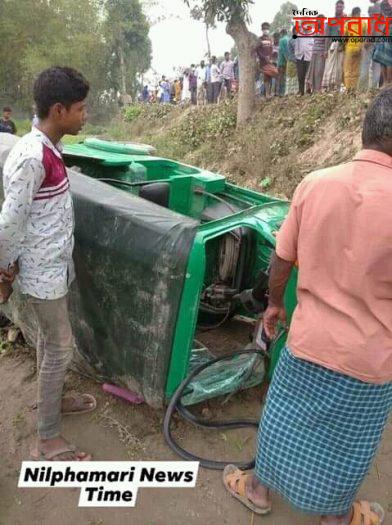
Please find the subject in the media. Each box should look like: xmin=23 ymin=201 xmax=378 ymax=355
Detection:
xmin=108 ymin=92 xmax=371 ymax=199
xmin=16 ymin=92 xmax=371 ymax=198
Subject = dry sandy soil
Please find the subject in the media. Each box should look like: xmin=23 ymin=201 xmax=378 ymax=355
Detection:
xmin=0 ymin=322 xmax=391 ymax=525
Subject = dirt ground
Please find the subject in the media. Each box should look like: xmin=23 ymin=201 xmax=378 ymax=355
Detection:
xmin=0 ymin=323 xmax=391 ymax=525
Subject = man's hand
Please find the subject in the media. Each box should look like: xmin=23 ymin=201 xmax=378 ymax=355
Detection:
xmin=0 ymin=281 xmax=13 ymax=304
xmin=0 ymin=263 xmax=19 ymax=304
xmin=0 ymin=267 xmax=15 ymax=283
xmin=263 ymin=304 xmax=287 ymax=340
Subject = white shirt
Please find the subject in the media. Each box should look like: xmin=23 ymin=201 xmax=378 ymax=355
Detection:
xmin=196 ymin=66 xmax=206 ymax=87
xmin=294 ymin=37 xmax=314 ymax=61
xmin=0 ymin=128 xmax=75 ymax=299
xmin=210 ymin=64 xmax=221 ymax=83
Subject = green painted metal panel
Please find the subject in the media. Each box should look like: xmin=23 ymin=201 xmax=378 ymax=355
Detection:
xmin=60 ymin=139 xmax=298 ymax=404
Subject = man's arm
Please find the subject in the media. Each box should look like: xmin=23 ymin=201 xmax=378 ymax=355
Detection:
xmin=262 ymin=181 xmax=304 ymax=339
xmin=263 ymin=252 xmax=294 ymax=339
xmin=0 ymin=157 xmax=45 ymax=269
xmin=268 ymin=251 xmax=294 ymax=307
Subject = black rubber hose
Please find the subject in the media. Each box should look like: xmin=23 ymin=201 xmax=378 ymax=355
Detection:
xmin=163 ymin=349 xmax=266 ymax=470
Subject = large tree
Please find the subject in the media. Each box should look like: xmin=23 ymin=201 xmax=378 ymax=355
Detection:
xmin=0 ymin=0 xmax=151 ymax=117
xmin=270 ymin=2 xmax=298 ymax=33
xmin=185 ymin=0 xmax=258 ymax=127
xmin=105 ymin=0 xmax=152 ymax=99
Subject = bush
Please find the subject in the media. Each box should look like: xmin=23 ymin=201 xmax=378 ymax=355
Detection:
xmin=123 ymin=103 xmax=176 ymax=124
xmin=123 ymin=104 xmax=143 ymax=122
xmin=171 ymin=101 xmax=237 ymax=150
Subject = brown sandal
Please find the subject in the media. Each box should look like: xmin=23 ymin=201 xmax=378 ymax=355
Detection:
xmin=30 ymin=443 xmax=92 ymax=461
xmin=29 ymin=393 xmax=97 ymax=415
xmin=351 ymin=501 xmax=385 ymax=525
xmin=222 ymin=464 xmax=272 ymax=515
xmin=61 ymin=393 xmax=97 ymax=416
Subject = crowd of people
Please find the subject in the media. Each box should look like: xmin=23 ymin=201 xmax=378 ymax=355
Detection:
xmin=139 ymin=52 xmax=239 ymax=105
xmin=256 ymin=0 xmax=392 ymax=97
xmin=140 ymin=0 xmax=392 ymax=106
xmin=0 ymin=64 xmax=391 ymax=525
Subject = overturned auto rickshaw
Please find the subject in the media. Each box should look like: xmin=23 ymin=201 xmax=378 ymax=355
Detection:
xmin=0 ymin=136 xmax=297 ymax=410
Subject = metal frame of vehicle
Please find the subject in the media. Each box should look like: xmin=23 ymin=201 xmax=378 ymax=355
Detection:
xmin=63 ymin=139 xmax=298 ymax=402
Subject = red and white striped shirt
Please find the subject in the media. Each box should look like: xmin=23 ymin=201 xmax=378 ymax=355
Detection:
xmin=0 ymin=128 xmax=75 ymax=299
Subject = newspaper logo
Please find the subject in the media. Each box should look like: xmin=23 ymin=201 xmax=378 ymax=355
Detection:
xmin=19 ymin=461 xmax=199 ymax=507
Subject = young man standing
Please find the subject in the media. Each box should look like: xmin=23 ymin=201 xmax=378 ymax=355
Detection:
xmin=255 ymin=22 xmax=274 ymax=98
xmin=358 ymin=0 xmax=382 ymax=90
xmin=210 ymin=56 xmax=222 ymax=104
xmin=196 ymin=60 xmax=207 ymax=105
xmin=205 ymin=59 xmax=213 ymax=104
xmin=277 ymin=29 xmax=289 ymax=96
xmin=0 ymin=67 xmax=96 ymax=461
xmin=189 ymin=65 xmax=198 ymax=105
xmin=294 ymin=29 xmax=314 ymax=95
xmin=0 ymin=106 xmax=17 ymax=134
xmin=220 ymin=52 xmax=235 ymax=99
xmin=322 ymin=0 xmax=346 ymax=91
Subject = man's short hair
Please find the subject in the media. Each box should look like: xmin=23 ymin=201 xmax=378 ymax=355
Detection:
xmin=336 ymin=0 xmax=344 ymax=5
xmin=362 ymin=88 xmax=392 ymax=148
xmin=261 ymin=22 xmax=270 ymax=29
xmin=3 ymin=106 xmax=11 ymax=112
xmin=280 ymin=28 xmax=288 ymax=36
xmin=33 ymin=66 xmax=90 ymax=119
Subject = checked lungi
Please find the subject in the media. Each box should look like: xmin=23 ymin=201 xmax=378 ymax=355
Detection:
xmin=255 ymin=347 xmax=392 ymax=515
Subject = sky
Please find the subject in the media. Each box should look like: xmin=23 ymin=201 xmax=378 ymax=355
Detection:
xmin=145 ymin=0 xmax=371 ymax=80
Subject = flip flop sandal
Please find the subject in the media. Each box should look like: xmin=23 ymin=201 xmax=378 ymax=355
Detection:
xmin=61 ymin=393 xmax=97 ymax=416
xmin=351 ymin=501 xmax=385 ymax=525
xmin=222 ymin=464 xmax=272 ymax=515
xmin=29 ymin=393 xmax=97 ymax=415
xmin=30 ymin=444 xmax=92 ymax=461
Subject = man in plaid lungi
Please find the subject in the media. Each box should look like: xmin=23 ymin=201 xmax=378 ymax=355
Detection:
xmin=223 ymin=89 xmax=392 ymax=525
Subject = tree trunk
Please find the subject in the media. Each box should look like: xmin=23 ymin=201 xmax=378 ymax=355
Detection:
xmin=205 ymin=22 xmax=211 ymax=59
xmin=226 ymin=20 xmax=258 ymax=127
xmin=118 ymin=44 xmax=127 ymax=95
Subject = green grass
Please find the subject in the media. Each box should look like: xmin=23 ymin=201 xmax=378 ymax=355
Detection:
xmin=14 ymin=119 xmax=107 ymax=144
xmin=14 ymin=119 xmax=32 ymax=137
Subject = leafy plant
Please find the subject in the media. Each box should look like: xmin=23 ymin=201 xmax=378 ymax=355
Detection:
xmin=124 ymin=105 xmax=144 ymax=122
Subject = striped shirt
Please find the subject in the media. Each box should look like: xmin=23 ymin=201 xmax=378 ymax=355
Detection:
xmin=0 ymin=128 xmax=75 ymax=299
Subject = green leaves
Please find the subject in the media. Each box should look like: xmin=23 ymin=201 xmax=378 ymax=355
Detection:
xmin=173 ymin=101 xmax=237 ymax=148
xmin=184 ymin=0 xmax=254 ymax=25
xmin=0 ymin=0 xmax=151 ymax=114
xmin=123 ymin=103 xmax=174 ymax=123
xmin=270 ymin=2 xmax=298 ymax=33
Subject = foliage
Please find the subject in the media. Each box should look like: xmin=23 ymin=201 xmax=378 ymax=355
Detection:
xmin=123 ymin=103 xmax=175 ymax=123
xmin=105 ymin=0 xmax=152 ymax=97
xmin=0 ymin=0 xmax=151 ymax=119
xmin=184 ymin=0 xmax=254 ymax=25
xmin=167 ymin=101 xmax=236 ymax=150
xmin=110 ymin=92 xmax=367 ymax=200
xmin=123 ymin=105 xmax=144 ymax=123
xmin=270 ymin=2 xmax=298 ymax=33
